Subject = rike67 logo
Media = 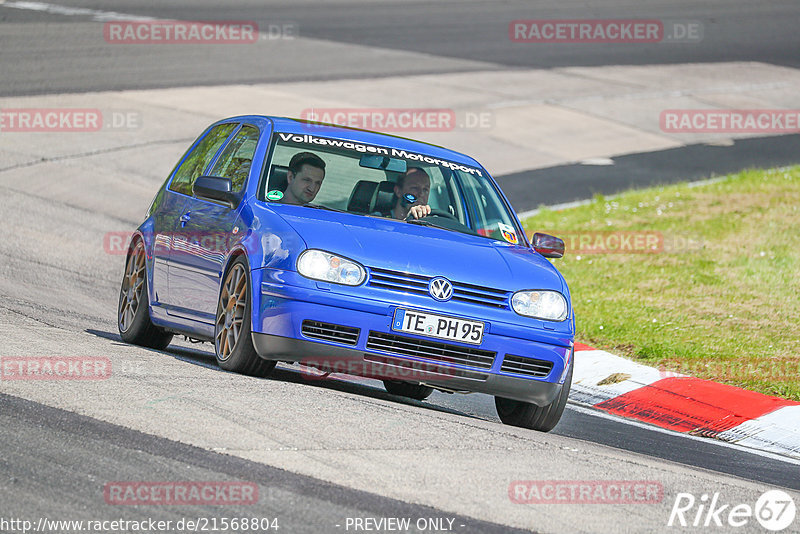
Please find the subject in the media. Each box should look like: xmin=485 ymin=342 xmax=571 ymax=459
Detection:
xmin=668 ymin=490 xmax=796 ymax=531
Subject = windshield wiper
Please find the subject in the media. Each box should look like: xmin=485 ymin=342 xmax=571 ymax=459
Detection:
xmin=304 ymin=203 xmax=346 ymax=212
xmin=406 ymin=218 xmax=469 ymax=235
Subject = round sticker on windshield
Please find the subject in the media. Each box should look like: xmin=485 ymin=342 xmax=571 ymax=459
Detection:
xmin=498 ymin=223 xmax=519 ymax=245
xmin=266 ymin=190 xmax=284 ymax=201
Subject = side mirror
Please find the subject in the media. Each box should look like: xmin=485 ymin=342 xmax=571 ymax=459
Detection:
xmin=532 ymin=232 xmax=565 ymax=258
xmin=193 ymin=176 xmax=239 ymax=208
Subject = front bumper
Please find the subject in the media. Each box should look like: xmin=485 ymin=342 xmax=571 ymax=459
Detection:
xmin=254 ymin=270 xmax=573 ymax=405
xmin=253 ymin=333 xmax=565 ymax=405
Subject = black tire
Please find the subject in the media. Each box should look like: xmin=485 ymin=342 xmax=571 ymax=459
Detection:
xmin=495 ymin=361 xmax=573 ymax=432
xmin=383 ymin=380 xmax=434 ymax=400
xmin=214 ymin=256 xmax=275 ymax=378
xmin=118 ymin=239 xmax=173 ymax=350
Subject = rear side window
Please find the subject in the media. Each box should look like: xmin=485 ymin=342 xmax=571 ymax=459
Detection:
xmin=208 ymin=125 xmax=259 ymax=193
xmin=169 ymin=123 xmax=236 ymax=196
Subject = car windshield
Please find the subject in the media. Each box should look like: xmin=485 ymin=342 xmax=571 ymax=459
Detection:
xmin=260 ymin=131 xmax=525 ymax=245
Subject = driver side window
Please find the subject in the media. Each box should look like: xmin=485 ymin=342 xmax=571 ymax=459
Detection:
xmin=208 ymin=125 xmax=259 ymax=193
xmin=169 ymin=123 xmax=236 ymax=196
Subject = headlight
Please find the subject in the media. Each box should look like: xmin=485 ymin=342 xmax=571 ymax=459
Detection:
xmin=297 ymin=249 xmax=366 ymax=286
xmin=511 ymin=290 xmax=568 ymax=321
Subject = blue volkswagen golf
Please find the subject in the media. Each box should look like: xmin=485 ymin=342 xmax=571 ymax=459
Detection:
xmin=118 ymin=116 xmax=574 ymax=431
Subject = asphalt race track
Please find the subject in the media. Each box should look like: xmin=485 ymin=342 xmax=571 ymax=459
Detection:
xmin=2 ymin=0 xmax=800 ymax=94
xmin=1 ymin=2 xmax=800 ymax=533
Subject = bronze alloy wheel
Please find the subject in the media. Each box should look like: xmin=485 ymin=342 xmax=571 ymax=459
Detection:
xmin=118 ymin=240 xmax=146 ymax=333
xmin=117 ymin=239 xmax=172 ymax=350
xmin=215 ymin=262 xmax=248 ymax=361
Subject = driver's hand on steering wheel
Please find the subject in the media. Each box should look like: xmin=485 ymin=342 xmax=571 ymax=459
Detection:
xmin=407 ymin=204 xmax=432 ymax=220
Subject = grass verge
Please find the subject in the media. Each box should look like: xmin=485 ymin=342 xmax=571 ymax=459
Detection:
xmin=520 ymin=166 xmax=800 ymax=400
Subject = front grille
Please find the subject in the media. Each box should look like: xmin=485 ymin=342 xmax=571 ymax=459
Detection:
xmin=368 ymin=267 xmax=510 ymax=309
xmin=301 ymin=320 xmax=360 ymax=345
xmin=500 ymin=354 xmax=554 ymax=378
xmin=366 ymin=331 xmax=496 ymax=370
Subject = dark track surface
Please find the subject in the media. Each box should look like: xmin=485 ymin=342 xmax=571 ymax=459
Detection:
xmin=1 ymin=0 xmax=800 ymax=95
xmin=3 ymin=0 xmax=798 ymax=207
xmin=0 ymin=392 xmax=529 ymax=534
xmin=498 ymin=134 xmax=800 ymax=211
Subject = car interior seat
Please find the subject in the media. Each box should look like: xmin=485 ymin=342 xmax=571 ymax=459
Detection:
xmin=373 ymin=181 xmax=396 ymax=215
xmin=267 ymin=165 xmax=289 ymax=195
xmin=347 ymin=180 xmax=379 ymax=213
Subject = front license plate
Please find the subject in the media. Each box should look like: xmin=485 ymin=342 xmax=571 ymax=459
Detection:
xmin=392 ymin=308 xmax=484 ymax=345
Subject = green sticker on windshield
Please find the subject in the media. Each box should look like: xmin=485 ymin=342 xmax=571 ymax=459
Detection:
xmin=266 ymin=190 xmax=284 ymax=201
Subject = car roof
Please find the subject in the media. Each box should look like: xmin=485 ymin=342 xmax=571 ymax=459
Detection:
xmin=217 ymin=115 xmax=484 ymax=169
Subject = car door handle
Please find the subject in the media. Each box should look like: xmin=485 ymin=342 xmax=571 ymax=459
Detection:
xmin=179 ymin=213 xmax=191 ymax=227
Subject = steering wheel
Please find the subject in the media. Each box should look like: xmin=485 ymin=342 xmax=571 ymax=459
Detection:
xmin=405 ymin=208 xmax=458 ymax=221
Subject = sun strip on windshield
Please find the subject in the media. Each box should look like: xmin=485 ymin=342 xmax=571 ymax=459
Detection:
xmin=274 ymin=132 xmax=484 ymax=178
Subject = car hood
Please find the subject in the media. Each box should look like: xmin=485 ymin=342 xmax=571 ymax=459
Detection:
xmin=276 ymin=208 xmax=565 ymax=292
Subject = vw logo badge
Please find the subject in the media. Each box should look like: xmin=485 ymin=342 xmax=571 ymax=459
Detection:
xmin=428 ymin=277 xmax=453 ymax=302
